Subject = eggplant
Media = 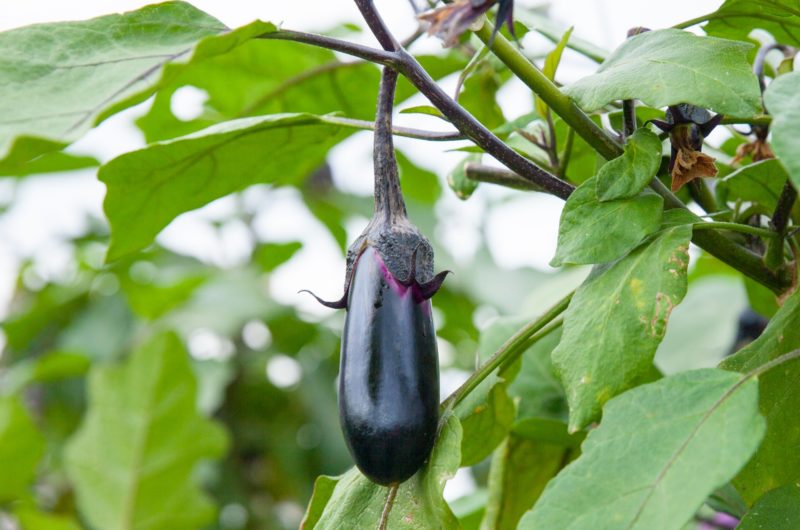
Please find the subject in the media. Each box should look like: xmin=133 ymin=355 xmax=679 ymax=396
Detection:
xmin=338 ymin=246 xmax=439 ymax=485
xmin=304 ymin=67 xmax=448 ymax=485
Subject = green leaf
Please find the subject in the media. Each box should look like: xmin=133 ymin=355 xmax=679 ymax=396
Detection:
xmin=719 ymin=159 xmax=792 ymax=213
xmin=253 ymin=241 xmax=303 ymax=272
xmin=535 ymin=27 xmax=573 ymax=117
xmin=553 ymin=225 xmax=692 ymax=431
xmin=15 ymin=510 xmax=82 ymax=530
xmin=458 ymin=61 xmax=507 ymax=130
xmin=519 ymin=369 xmax=765 ymax=530
xmin=738 ymin=483 xmax=800 ymax=530
xmin=122 ymin=274 xmax=208 ymax=320
xmin=0 ymin=396 xmax=45 ymax=502
xmin=399 ymin=105 xmax=447 ymax=120
xmin=136 ymin=23 xmax=466 ymax=142
xmin=0 ymin=1 xmax=226 ymax=172
xmin=511 ymin=417 xmax=584 ymax=448
xmin=480 ymin=434 xmax=572 ymax=530
xmin=702 ymin=1 xmax=800 ymax=47
xmin=506 ymin=326 xmax=568 ymax=422
xmin=596 ymin=128 xmax=663 ymax=201
xmin=0 ymin=350 xmax=90 ymax=395
xmin=764 ymin=72 xmax=800 ymax=188
xmin=100 ymin=113 xmax=349 ymax=261
xmin=397 ymin=151 xmax=442 ymax=205
xmin=721 ymin=287 xmax=800 ymax=505
xmin=137 ymin=26 xmax=375 ymax=142
xmin=302 ymin=414 xmax=462 ymax=529
xmin=64 ymin=332 xmax=228 ymax=530
xmin=551 ymin=177 xmax=664 ymax=267
xmin=455 ymin=374 xmax=515 ymax=466
xmin=446 ymin=154 xmax=481 ymax=200
xmin=566 ymin=29 xmax=761 ymax=118
xmin=0 ymin=150 xmax=98 ymax=178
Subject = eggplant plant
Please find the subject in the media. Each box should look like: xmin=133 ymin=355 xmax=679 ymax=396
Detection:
xmin=0 ymin=1 xmax=799 ymax=530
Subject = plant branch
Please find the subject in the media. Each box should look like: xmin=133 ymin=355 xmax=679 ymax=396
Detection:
xmin=269 ymin=9 xmax=792 ymax=292
xmin=441 ymin=292 xmax=573 ymax=412
xmin=649 ymin=178 xmax=791 ymax=293
xmin=720 ymin=115 xmax=772 ymax=127
xmin=464 ymin=163 xmax=546 ymax=191
xmin=622 ymin=100 xmax=637 ymax=140
xmin=258 ymin=29 xmax=397 ymax=65
xmin=771 ymin=180 xmax=797 ymax=234
xmin=320 ymin=115 xmax=465 ymax=141
xmin=693 ymin=221 xmax=777 ymax=240
xmin=394 ymin=49 xmax=575 ymax=199
xmin=354 ymin=0 xmax=401 ymax=51
xmin=475 ymin=22 xmax=623 ymax=160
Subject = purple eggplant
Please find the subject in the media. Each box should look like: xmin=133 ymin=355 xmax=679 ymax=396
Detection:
xmin=304 ymin=68 xmax=448 ymax=485
xmin=337 ymin=246 xmax=440 ymax=484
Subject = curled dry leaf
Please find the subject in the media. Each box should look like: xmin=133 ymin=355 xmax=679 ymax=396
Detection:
xmin=419 ymin=0 xmax=514 ymax=47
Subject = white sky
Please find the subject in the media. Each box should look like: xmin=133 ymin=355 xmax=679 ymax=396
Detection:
xmin=0 ymin=0 xmax=722 ymax=321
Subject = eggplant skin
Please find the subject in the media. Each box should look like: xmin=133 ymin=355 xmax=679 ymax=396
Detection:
xmin=339 ymin=246 xmax=439 ymax=485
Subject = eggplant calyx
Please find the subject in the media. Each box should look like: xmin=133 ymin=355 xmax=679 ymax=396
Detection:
xmin=298 ymin=289 xmax=348 ymax=309
xmin=417 ymin=270 xmax=451 ymax=300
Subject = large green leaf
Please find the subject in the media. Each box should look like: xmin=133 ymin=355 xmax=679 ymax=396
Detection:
xmin=507 ymin=326 xmax=568 ymax=422
xmin=596 ymin=128 xmax=663 ymax=201
xmin=738 ymin=484 xmax=800 ymax=530
xmin=719 ymin=159 xmax=793 ymax=213
xmin=100 ymin=113 xmax=349 ymax=260
xmin=136 ymin=26 xmax=466 ymax=142
xmin=0 ymin=397 xmax=45 ymax=502
xmin=702 ymin=0 xmax=800 ymax=47
xmin=721 ymin=287 xmax=800 ymax=504
xmin=0 ymin=2 xmax=226 ymax=173
xmin=553 ymin=225 xmax=692 ymax=431
xmin=64 ymin=332 xmax=228 ymax=530
xmin=551 ymin=177 xmax=664 ymax=267
xmin=301 ymin=414 xmax=461 ymax=529
xmin=137 ymin=29 xmax=375 ymax=142
xmin=479 ymin=434 xmax=570 ymax=530
xmin=566 ymin=29 xmax=761 ymax=118
xmin=764 ymin=72 xmax=800 ymax=188
xmin=519 ymin=369 xmax=765 ymax=530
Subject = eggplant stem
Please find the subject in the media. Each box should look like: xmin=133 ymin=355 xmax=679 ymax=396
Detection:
xmin=377 ymin=483 xmax=399 ymax=530
xmin=374 ymin=67 xmax=408 ymax=222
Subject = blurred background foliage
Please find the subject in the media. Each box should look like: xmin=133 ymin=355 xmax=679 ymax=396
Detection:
xmin=0 ymin=1 xmax=773 ymax=529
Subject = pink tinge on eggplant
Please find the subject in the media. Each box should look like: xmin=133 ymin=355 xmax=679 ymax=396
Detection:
xmin=372 ymin=246 xmax=450 ymax=305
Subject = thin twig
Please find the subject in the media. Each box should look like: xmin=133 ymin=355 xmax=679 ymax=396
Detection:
xmin=354 ymin=0 xmax=401 ymax=51
xmin=771 ymin=181 xmax=797 ymax=234
xmin=395 ymin=49 xmax=575 ymax=199
xmin=693 ymin=221 xmax=777 ymax=240
xmin=464 ymin=163 xmax=546 ymax=191
xmin=441 ymin=293 xmax=573 ymax=412
xmin=320 ymin=115 xmax=465 ymax=141
xmin=257 ymin=29 xmax=396 ymax=65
